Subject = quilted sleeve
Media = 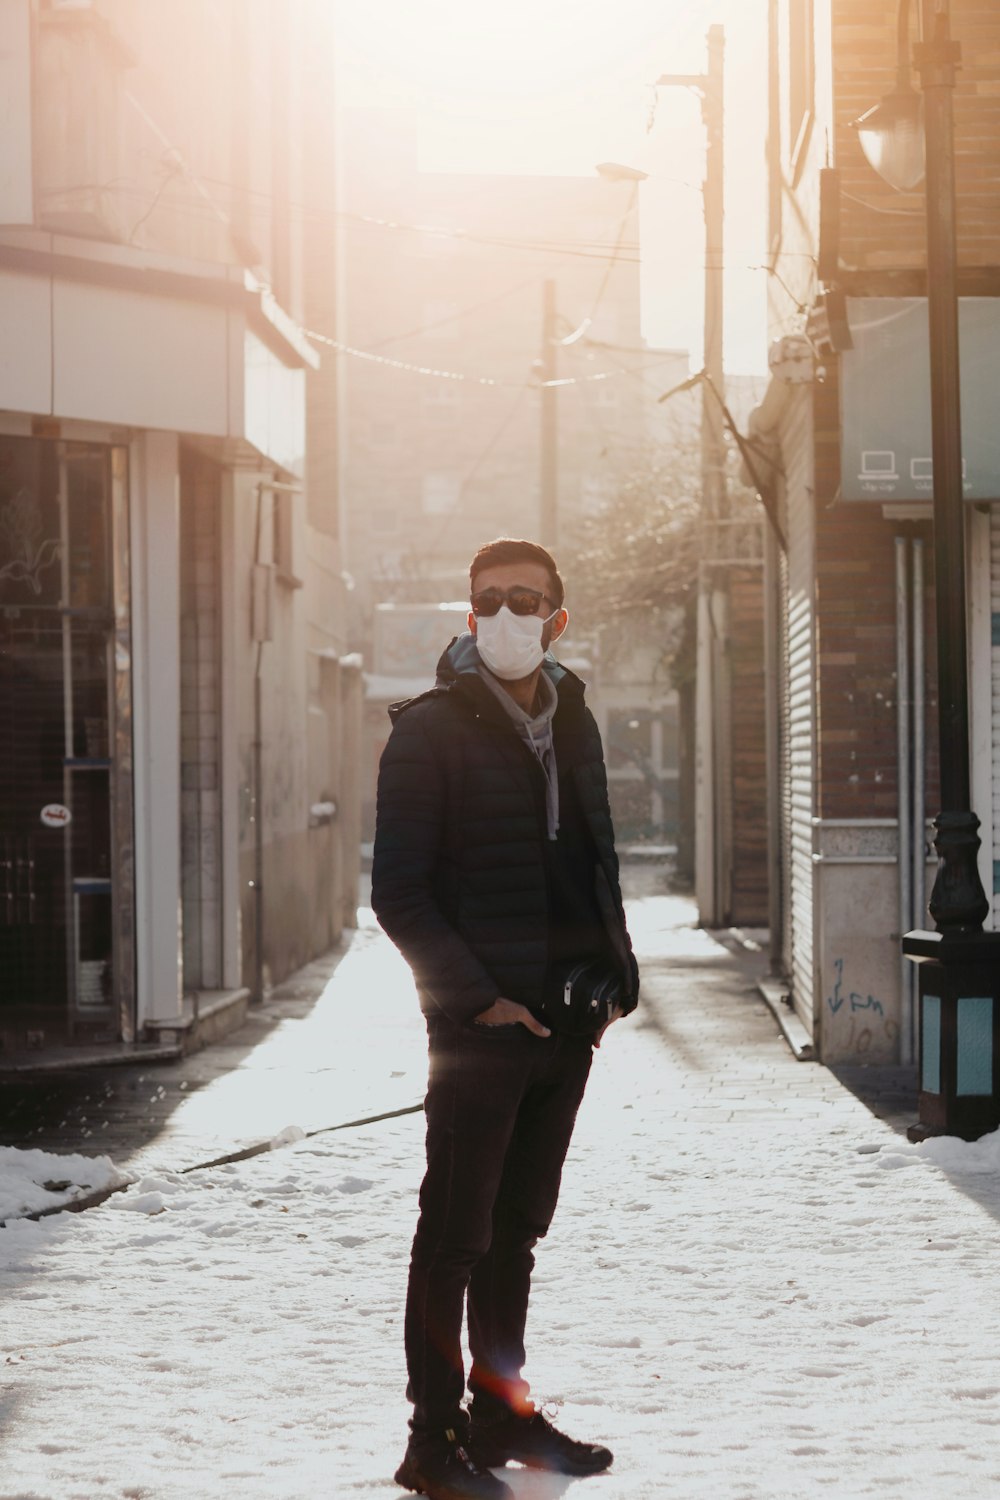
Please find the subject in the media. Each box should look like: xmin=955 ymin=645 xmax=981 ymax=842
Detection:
xmin=371 ymin=706 xmax=501 ymax=1023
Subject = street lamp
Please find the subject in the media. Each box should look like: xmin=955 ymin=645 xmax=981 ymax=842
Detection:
xmin=854 ymin=0 xmax=1000 ymax=1141
xmin=851 ymin=0 xmax=925 ymax=191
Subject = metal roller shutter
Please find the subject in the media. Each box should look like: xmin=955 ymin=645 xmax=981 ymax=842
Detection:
xmin=780 ymin=391 xmax=817 ymax=1037
xmin=778 ymin=545 xmax=794 ymax=981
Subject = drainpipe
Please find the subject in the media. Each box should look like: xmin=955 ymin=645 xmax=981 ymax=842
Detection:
xmin=251 ymin=483 xmax=266 ymax=1005
xmin=694 ymin=579 xmax=716 ymax=924
xmin=250 ymin=476 xmax=303 ymax=1003
xmin=763 ymin=523 xmax=783 ymax=975
xmin=896 ymin=537 xmax=913 ymax=1065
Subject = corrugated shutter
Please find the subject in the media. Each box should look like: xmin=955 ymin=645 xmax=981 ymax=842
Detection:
xmin=778 ymin=546 xmax=794 ymax=980
xmin=729 ymin=565 xmax=769 ymax=925
xmin=780 ymin=391 xmax=817 ymax=1037
xmin=991 ymin=505 xmax=1000 ymax=928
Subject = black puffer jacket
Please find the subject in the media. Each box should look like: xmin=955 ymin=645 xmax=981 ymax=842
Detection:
xmin=371 ymin=635 xmax=639 ymax=1025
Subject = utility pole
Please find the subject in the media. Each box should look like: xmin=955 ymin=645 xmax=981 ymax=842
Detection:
xmin=703 ymin=23 xmax=730 ymax=925
xmin=702 ymin=24 xmax=726 ymax=530
xmin=659 ymin=25 xmax=728 ymax=922
xmin=540 ymin=278 xmax=558 ymax=547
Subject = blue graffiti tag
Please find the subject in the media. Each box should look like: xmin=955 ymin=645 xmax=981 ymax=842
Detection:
xmin=827 ymin=958 xmax=846 ymax=1014
xmin=849 ymin=991 xmax=885 ymax=1017
xmin=826 ymin=959 xmax=884 ymax=1018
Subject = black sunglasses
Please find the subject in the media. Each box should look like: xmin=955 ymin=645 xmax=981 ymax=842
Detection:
xmin=470 ymin=586 xmax=556 ymax=618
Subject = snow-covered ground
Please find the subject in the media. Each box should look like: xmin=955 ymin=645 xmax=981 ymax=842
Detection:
xmin=4 ymin=897 xmax=1000 ymax=1498
xmin=0 ymin=1146 xmax=131 ymax=1224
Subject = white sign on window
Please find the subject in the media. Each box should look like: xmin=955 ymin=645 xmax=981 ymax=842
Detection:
xmin=841 ymin=298 xmax=1000 ymax=503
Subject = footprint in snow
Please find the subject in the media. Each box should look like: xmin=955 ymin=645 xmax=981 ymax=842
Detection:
xmin=336 ymin=1176 xmax=375 ymax=1194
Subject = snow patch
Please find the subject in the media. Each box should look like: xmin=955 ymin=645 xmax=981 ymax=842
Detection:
xmin=875 ymin=1126 xmax=1000 ymax=1176
xmin=0 ymin=1145 xmax=131 ymax=1224
xmin=918 ymin=1127 xmax=1000 ymax=1174
xmin=110 ymin=1191 xmax=168 ymax=1216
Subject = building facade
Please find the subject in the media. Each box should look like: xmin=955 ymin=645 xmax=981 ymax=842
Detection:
xmin=760 ymin=0 xmax=1000 ymax=1062
xmin=0 ymin=0 xmax=359 ymax=1060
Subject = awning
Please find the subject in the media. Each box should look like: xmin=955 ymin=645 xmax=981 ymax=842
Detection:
xmin=0 ymin=231 xmax=315 ymax=478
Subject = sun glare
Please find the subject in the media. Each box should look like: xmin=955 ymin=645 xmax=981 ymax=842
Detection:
xmin=335 ymin=0 xmax=769 ymax=370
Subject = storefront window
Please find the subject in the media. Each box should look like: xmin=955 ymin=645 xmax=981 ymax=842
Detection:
xmin=0 ymin=436 xmax=129 ymax=1051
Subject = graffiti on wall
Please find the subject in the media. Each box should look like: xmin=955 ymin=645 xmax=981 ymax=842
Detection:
xmin=825 ymin=956 xmax=898 ymax=1057
xmin=826 ymin=958 xmax=884 ymax=1018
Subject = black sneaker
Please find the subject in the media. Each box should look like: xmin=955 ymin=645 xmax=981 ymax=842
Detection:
xmin=469 ymin=1404 xmax=613 ymax=1476
xmin=394 ymin=1422 xmax=514 ymax=1500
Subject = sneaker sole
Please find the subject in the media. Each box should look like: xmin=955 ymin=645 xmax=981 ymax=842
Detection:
xmin=393 ymin=1455 xmax=514 ymax=1500
xmin=471 ymin=1444 xmax=614 ymax=1477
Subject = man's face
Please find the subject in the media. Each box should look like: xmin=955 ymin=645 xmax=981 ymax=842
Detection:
xmin=468 ymin=559 xmax=568 ymax=652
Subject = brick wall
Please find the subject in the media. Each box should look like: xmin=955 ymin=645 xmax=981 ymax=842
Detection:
xmin=834 ymin=0 xmax=1000 ymax=273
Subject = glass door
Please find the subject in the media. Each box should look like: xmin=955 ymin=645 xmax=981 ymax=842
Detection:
xmin=0 ymin=437 xmax=132 ymax=1050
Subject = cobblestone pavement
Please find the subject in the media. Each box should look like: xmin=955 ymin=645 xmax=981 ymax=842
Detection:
xmin=0 ymin=862 xmax=919 ymax=1172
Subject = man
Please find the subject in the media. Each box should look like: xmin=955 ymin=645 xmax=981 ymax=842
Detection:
xmin=372 ymin=537 xmax=638 ymax=1500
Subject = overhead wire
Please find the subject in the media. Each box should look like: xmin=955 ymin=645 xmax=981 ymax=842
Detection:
xmin=43 ymin=168 xmax=649 ymax=262
xmin=840 ymin=188 xmax=923 ymax=218
xmin=56 ymin=167 xmax=790 ymax=278
xmin=305 ymin=327 xmax=688 ymax=391
xmin=365 ymin=275 xmax=542 ymax=350
xmin=563 ymin=341 xmax=697 ymax=466
xmin=426 ymin=384 xmax=533 ymax=552
xmin=582 ymin=181 xmax=642 ymax=329
xmin=42 ymin=171 xmax=781 ymax=293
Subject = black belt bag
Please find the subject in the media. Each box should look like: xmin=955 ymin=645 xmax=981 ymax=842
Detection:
xmin=541 ymin=958 xmax=622 ymax=1037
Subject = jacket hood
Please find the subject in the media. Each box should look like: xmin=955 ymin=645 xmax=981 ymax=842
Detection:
xmin=387 ymin=633 xmax=583 ymax=725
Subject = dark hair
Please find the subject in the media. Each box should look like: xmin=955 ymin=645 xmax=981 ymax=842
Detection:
xmin=469 ymin=537 xmax=565 ymax=609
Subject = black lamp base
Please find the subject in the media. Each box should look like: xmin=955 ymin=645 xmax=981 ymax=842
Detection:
xmin=903 ymin=928 xmax=1000 ymax=1143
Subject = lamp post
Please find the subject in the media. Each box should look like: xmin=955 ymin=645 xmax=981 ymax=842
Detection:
xmin=852 ymin=0 xmax=925 ymax=191
xmin=854 ymin=0 xmax=1000 ymax=1141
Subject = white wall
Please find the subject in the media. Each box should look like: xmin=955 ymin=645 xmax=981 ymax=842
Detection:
xmin=130 ymin=430 xmax=183 ymax=1025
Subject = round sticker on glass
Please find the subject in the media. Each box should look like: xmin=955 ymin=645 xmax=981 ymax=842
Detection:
xmin=40 ymin=804 xmax=72 ymax=829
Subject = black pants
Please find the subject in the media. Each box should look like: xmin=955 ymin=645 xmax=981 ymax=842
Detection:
xmin=405 ymin=1014 xmax=594 ymax=1432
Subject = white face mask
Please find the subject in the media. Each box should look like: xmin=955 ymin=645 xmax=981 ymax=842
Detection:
xmin=475 ymin=605 xmax=558 ymax=681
